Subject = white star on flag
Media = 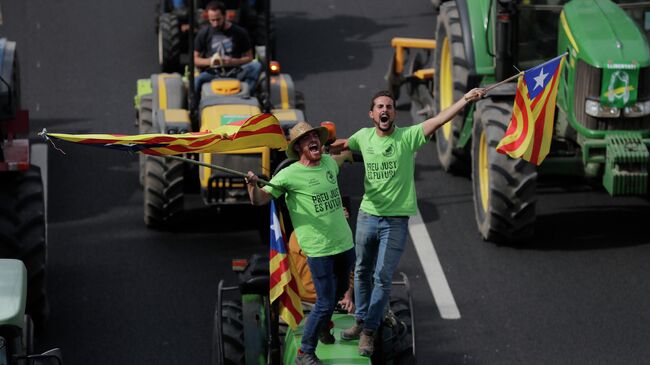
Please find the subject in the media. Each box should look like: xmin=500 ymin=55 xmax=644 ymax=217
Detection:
xmin=533 ymin=68 xmax=548 ymax=90
xmin=271 ymin=209 xmax=282 ymax=241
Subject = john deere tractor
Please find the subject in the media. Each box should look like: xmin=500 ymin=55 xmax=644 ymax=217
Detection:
xmin=135 ymin=1 xmax=304 ymax=229
xmin=387 ymin=0 xmax=650 ymax=243
xmin=0 ymin=38 xmax=49 ymax=329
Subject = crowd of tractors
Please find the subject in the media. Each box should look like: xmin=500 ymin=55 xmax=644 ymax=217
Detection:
xmin=1 ymin=0 xmax=649 ymax=364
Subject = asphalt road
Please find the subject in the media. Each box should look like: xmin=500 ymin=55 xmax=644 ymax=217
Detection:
xmin=3 ymin=0 xmax=650 ymax=364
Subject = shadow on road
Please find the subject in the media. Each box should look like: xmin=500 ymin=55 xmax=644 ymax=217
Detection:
xmin=276 ymin=11 xmax=401 ymax=81
xmin=519 ymin=204 xmax=650 ymax=250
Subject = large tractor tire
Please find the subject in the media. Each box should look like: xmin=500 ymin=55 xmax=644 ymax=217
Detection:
xmin=138 ymin=94 xmax=154 ymax=186
xmin=433 ymin=1 xmax=470 ymax=172
xmin=0 ymin=166 xmax=48 ymax=329
xmin=158 ymin=13 xmax=182 ymax=73
xmin=143 ymin=156 xmax=184 ymax=229
xmin=471 ymin=99 xmax=537 ymax=243
xmin=211 ymin=300 xmax=245 ymax=365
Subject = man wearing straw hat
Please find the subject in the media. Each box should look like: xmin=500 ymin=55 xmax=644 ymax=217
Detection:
xmin=246 ymin=121 xmax=355 ymax=365
xmin=330 ymin=87 xmax=485 ymax=356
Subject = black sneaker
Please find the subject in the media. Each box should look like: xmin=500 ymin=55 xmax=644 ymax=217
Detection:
xmin=295 ymin=351 xmax=323 ymax=365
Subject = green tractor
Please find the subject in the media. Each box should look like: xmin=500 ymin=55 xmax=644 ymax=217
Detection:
xmin=213 ymin=231 xmax=415 ymax=365
xmin=0 ymin=38 xmax=49 ymax=329
xmin=387 ymin=0 xmax=650 ymax=243
xmin=0 ymin=259 xmax=63 ymax=365
xmin=135 ymin=1 xmax=304 ymax=229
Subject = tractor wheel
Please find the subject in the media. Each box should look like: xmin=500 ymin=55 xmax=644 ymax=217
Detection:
xmin=0 ymin=166 xmax=48 ymax=330
xmin=138 ymin=94 xmax=154 ymax=186
xmin=158 ymin=13 xmax=182 ymax=73
xmin=143 ymin=156 xmax=184 ymax=229
xmin=471 ymin=99 xmax=537 ymax=243
xmin=211 ymin=300 xmax=245 ymax=365
xmin=374 ymin=297 xmax=414 ymax=365
xmin=433 ymin=1 xmax=470 ymax=172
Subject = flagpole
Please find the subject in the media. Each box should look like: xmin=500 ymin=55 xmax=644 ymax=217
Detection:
xmin=484 ymin=72 xmax=523 ymax=92
xmin=165 ymin=155 xmax=280 ymax=189
xmin=485 ymin=52 xmax=568 ymax=93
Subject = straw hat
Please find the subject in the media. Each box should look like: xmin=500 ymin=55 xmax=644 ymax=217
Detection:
xmin=286 ymin=121 xmax=329 ymax=159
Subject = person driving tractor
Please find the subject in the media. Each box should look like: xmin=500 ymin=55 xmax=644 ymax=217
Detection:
xmin=193 ymin=1 xmax=262 ymax=96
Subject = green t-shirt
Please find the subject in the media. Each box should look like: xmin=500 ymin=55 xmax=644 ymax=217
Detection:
xmin=348 ymin=124 xmax=428 ymax=216
xmin=263 ymin=155 xmax=354 ymax=257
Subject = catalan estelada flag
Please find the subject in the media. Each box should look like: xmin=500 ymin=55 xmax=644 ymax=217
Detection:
xmin=269 ymin=200 xmax=304 ymax=329
xmin=46 ymin=113 xmax=287 ymax=155
xmin=496 ymin=54 xmax=566 ymax=165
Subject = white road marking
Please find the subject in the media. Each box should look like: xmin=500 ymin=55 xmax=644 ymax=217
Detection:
xmin=409 ymin=209 xmax=461 ymax=319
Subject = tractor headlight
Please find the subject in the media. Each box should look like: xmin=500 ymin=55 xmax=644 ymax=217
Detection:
xmin=585 ymin=99 xmax=620 ymax=118
xmin=623 ymin=100 xmax=650 ymax=118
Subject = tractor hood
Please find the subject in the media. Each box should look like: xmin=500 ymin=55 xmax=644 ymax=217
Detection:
xmin=561 ymin=0 xmax=650 ymax=68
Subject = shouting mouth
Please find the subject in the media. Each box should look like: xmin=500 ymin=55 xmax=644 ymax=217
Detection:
xmin=308 ymin=142 xmax=320 ymax=153
xmin=380 ymin=113 xmax=389 ymax=123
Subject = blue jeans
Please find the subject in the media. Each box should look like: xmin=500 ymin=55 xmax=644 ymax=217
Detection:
xmin=194 ymin=60 xmax=262 ymax=96
xmin=301 ymin=247 xmax=355 ymax=354
xmin=353 ymin=210 xmax=409 ymax=331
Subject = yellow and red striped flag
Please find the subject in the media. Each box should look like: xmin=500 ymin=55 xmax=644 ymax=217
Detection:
xmin=46 ymin=113 xmax=287 ymax=155
xmin=269 ymin=200 xmax=304 ymax=329
xmin=496 ymin=55 xmax=566 ymax=165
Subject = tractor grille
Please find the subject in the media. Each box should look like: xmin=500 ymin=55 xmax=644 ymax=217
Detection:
xmin=574 ymin=60 xmax=650 ymax=131
xmin=205 ymin=153 xmax=265 ymax=204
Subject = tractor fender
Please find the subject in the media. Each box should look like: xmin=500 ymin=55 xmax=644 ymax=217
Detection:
xmin=269 ymin=73 xmax=298 ymax=110
xmin=150 ymin=73 xmax=190 ymax=133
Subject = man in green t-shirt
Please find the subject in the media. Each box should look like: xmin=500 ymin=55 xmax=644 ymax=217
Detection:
xmin=330 ymin=87 xmax=485 ymax=356
xmin=246 ymin=121 xmax=355 ymax=365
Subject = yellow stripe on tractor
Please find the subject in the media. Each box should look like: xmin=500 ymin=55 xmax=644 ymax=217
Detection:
xmin=390 ymin=37 xmax=436 ymax=74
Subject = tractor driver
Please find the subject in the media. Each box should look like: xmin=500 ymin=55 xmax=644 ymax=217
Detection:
xmin=193 ymin=1 xmax=262 ymax=98
xmin=246 ymin=122 xmax=355 ymax=365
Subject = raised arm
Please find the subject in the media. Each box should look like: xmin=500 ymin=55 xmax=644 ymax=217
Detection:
xmin=421 ymin=88 xmax=486 ymax=138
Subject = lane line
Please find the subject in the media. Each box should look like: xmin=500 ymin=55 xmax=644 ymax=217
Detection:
xmin=409 ymin=209 xmax=461 ymax=319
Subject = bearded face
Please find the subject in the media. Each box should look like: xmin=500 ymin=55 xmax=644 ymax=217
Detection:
xmin=369 ymin=95 xmax=396 ymax=133
xmin=295 ymin=131 xmax=323 ymax=162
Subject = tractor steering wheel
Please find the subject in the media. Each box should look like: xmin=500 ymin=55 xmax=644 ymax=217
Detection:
xmin=206 ymin=64 xmax=243 ymax=78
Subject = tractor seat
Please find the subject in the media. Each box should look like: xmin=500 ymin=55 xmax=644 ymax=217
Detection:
xmin=238 ymin=254 xmax=270 ymax=296
xmin=201 ymin=78 xmax=250 ymax=99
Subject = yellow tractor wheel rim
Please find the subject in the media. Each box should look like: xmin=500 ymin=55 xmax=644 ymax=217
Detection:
xmin=479 ymin=130 xmax=489 ymax=213
xmin=440 ymin=36 xmax=453 ymax=140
